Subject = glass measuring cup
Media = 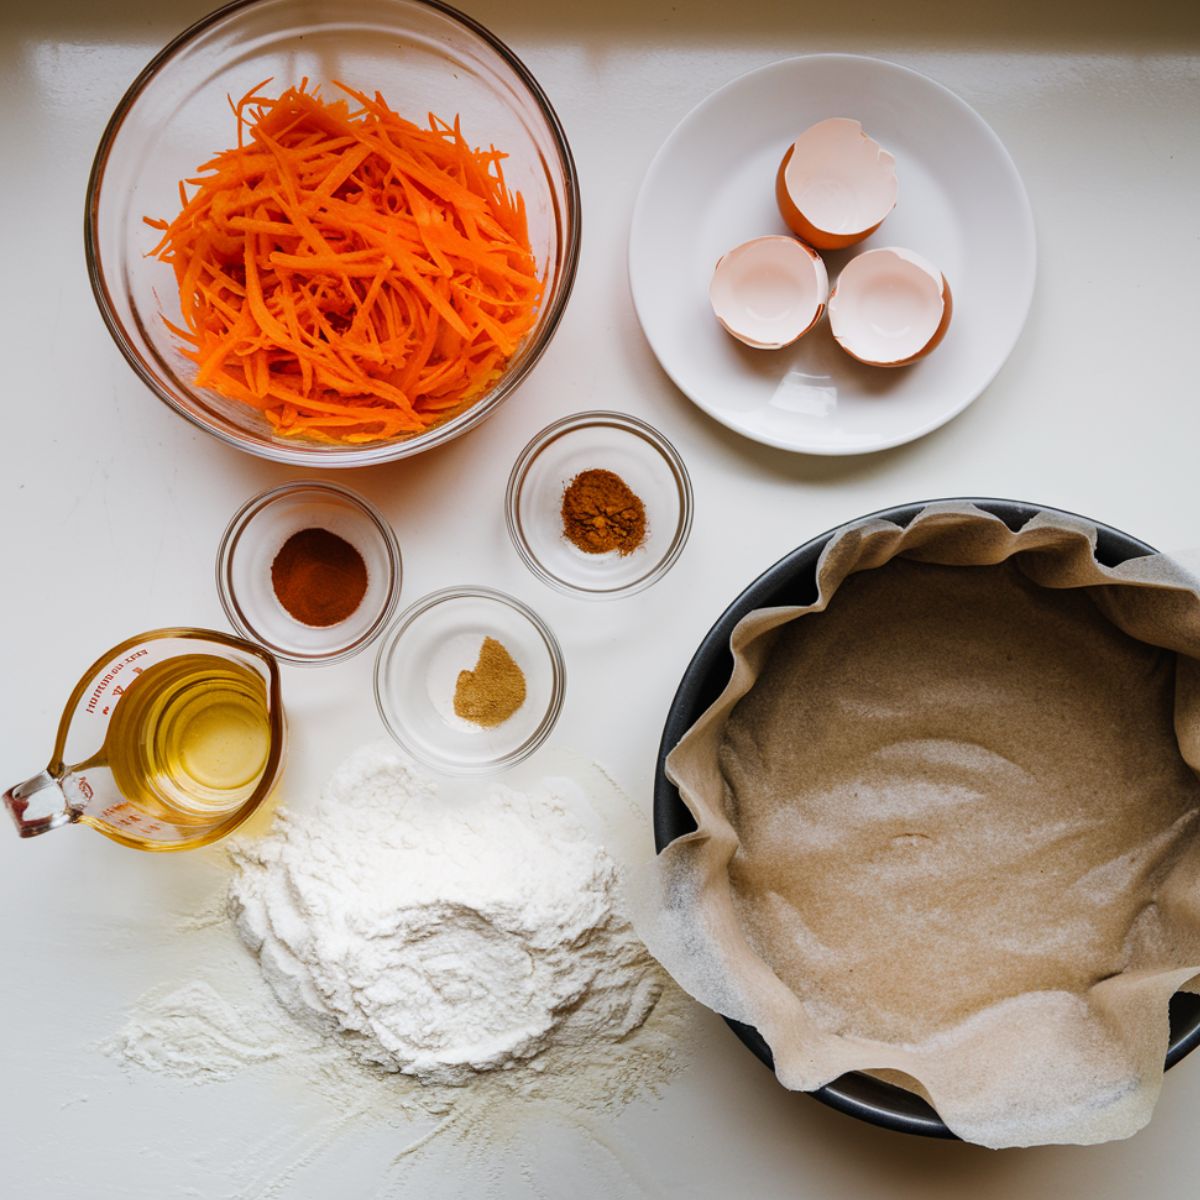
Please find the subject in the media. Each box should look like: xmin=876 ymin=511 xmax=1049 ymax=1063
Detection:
xmin=4 ymin=628 xmax=285 ymax=851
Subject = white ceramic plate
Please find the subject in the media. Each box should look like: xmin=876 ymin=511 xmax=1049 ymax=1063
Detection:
xmin=629 ymin=55 xmax=1036 ymax=455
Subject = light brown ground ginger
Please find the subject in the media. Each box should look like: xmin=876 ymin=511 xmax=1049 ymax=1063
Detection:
xmin=453 ymin=636 xmax=527 ymax=728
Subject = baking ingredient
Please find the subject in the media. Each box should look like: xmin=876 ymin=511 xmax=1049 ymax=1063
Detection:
xmin=776 ymin=118 xmax=897 ymax=249
xmin=709 ymin=235 xmax=828 ymax=349
xmin=561 ymin=468 xmax=647 ymax=555
xmin=109 ymin=979 xmax=292 ymax=1083
xmin=228 ymin=745 xmax=664 ymax=1087
xmin=721 ymin=558 xmax=1198 ymax=1045
xmin=145 ymin=82 xmax=542 ymax=444
xmin=105 ymin=654 xmax=271 ymax=821
xmin=828 ymin=247 xmax=952 ymax=366
xmin=113 ymin=941 xmax=686 ymax=1186
xmin=271 ymin=527 xmax=368 ymax=627
xmin=453 ymin=636 xmax=526 ymax=727
xmin=109 ymin=753 xmax=691 ymax=1188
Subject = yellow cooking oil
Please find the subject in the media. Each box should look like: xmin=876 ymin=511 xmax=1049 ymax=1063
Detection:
xmin=104 ymin=654 xmax=272 ymax=825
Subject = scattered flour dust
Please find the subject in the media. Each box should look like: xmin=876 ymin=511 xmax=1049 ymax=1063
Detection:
xmin=113 ymin=978 xmax=288 ymax=1082
xmin=108 ymin=745 xmax=689 ymax=1169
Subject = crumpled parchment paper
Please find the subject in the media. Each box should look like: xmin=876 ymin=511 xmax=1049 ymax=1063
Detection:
xmin=634 ymin=503 xmax=1200 ymax=1147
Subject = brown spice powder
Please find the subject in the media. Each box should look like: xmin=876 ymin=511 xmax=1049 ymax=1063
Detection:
xmin=453 ymin=636 xmax=527 ymax=728
xmin=271 ymin=527 xmax=368 ymax=627
xmin=561 ymin=468 xmax=647 ymax=556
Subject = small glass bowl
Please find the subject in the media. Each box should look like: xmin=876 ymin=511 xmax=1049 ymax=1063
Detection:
xmin=506 ymin=411 xmax=694 ymax=598
xmin=217 ymin=481 xmax=402 ymax=665
xmin=374 ymin=587 xmax=565 ymax=774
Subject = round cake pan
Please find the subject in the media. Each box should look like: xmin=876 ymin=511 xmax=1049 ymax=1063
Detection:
xmin=652 ymin=496 xmax=1200 ymax=1139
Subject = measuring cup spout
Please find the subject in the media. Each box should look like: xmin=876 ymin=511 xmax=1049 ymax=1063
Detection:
xmin=4 ymin=770 xmax=83 ymax=838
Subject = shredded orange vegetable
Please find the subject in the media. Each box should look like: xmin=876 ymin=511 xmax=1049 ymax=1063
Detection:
xmin=145 ymin=81 xmax=543 ymax=443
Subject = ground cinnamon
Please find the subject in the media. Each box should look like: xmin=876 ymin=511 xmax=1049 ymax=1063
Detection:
xmin=271 ymin=528 xmax=368 ymax=627
xmin=561 ymin=469 xmax=647 ymax=556
xmin=453 ymin=637 xmax=526 ymax=727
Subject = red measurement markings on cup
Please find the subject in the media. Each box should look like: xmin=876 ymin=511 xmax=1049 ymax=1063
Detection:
xmin=84 ymin=650 xmax=148 ymax=717
xmin=100 ymin=801 xmax=146 ymax=830
xmin=97 ymin=801 xmax=166 ymax=837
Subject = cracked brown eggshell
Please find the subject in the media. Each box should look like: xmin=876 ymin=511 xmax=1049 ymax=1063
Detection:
xmin=709 ymin=235 xmax=829 ymax=351
xmin=828 ymin=247 xmax=952 ymax=368
xmin=776 ymin=118 xmax=898 ymax=250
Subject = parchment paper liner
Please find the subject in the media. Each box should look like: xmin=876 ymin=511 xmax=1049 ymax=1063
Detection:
xmin=633 ymin=503 xmax=1200 ymax=1147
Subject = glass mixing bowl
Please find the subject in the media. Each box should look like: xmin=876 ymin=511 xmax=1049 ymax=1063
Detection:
xmin=85 ymin=0 xmax=580 ymax=466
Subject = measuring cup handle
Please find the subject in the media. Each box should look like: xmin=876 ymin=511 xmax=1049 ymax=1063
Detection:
xmin=4 ymin=771 xmax=81 ymax=838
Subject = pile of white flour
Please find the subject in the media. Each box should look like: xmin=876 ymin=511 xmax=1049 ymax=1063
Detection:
xmin=227 ymin=745 xmax=663 ymax=1087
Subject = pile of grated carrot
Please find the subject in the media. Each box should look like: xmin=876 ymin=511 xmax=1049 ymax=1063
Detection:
xmin=145 ymin=81 xmax=543 ymax=444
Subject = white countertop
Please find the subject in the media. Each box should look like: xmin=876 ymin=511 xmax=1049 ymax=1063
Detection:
xmin=3 ymin=1 xmax=1200 ymax=1195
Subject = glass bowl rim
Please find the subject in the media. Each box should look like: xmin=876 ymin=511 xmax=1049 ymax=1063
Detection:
xmin=505 ymin=409 xmax=695 ymax=599
xmin=216 ymin=478 xmax=404 ymax=665
xmin=83 ymin=0 xmax=582 ymax=468
xmin=372 ymin=584 xmax=566 ymax=773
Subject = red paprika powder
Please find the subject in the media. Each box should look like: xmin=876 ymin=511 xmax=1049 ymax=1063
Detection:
xmin=271 ymin=528 xmax=368 ymax=627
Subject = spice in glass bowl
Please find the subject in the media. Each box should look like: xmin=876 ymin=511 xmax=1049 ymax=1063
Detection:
xmin=271 ymin=528 xmax=369 ymax=627
xmin=561 ymin=469 xmax=647 ymax=555
xmin=453 ymin=637 xmax=527 ymax=728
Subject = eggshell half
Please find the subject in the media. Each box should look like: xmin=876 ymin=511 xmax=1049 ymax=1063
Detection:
xmin=776 ymin=118 xmax=898 ymax=250
xmin=828 ymin=247 xmax=952 ymax=367
xmin=709 ymin=236 xmax=829 ymax=350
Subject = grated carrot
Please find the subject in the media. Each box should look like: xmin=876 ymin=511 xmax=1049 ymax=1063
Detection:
xmin=145 ymin=81 xmax=543 ymax=443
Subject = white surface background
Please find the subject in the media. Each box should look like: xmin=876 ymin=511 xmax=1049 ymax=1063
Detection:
xmin=3 ymin=0 xmax=1200 ymax=1196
